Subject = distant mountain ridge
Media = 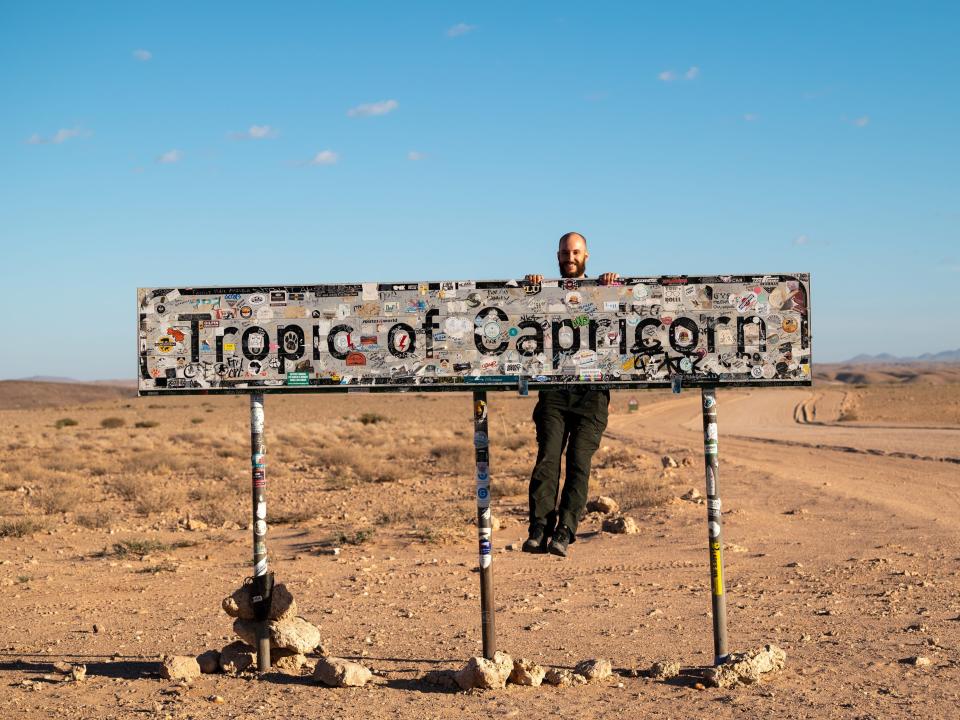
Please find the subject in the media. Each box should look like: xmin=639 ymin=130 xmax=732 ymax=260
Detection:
xmin=14 ymin=376 xmax=136 ymax=388
xmin=842 ymin=349 xmax=960 ymax=364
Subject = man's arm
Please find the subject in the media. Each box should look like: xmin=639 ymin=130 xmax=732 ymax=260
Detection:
xmin=598 ymin=273 xmax=620 ymax=285
xmin=525 ymin=274 xmax=544 ymax=284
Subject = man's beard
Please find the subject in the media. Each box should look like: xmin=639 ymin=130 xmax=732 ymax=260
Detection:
xmin=559 ymin=258 xmax=586 ymax=278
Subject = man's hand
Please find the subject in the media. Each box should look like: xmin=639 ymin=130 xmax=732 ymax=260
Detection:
xmin=598 ymin=272 xmax=620 ymax=286
xmin=525 ymin=274 xmax=544 ymax=284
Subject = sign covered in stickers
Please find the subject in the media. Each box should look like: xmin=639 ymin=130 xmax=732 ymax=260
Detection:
xmin=137 ymin=274 xmax=811 ymax=395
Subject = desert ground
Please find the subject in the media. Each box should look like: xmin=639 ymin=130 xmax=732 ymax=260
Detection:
xmin=1 ymin=363 xmax=959 ymax=719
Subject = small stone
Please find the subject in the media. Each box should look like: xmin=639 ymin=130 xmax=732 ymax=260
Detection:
xmin=185 ymin=517 xmax=208 ymax=531
xmin=509 ymin=658 xmax=546 ymax=686
xmin=314 ymin=657 xmax=373 ymax=687
xmin=704 ymin=645 xmax=787 ymax=688
xmin=161 ymin=656 xmax=201 ymax=682
xmin=209 ymin=695 xmax=225 ymax=704
xmin=586 ymin=496 xmax=620 ymax=514
xmin=222 ymin=582 xmax=297 ymax=621
xmin=648 ymin=660 xmax=681 ymax=680
xmin=219 ymin=641 xmax=256 ymax=675
xmin=196 ymin=650 xmax=221 ymax=674
xmin=273 ymin=653 xmax=307 ymax=674
xmin=661 ymin=455 xmax=679 ymax=468
xmin=906 ymin=656 xmax=931 ymax=667
xmin=455 ymin=652 xmax=513 ymax=690
xmin=574 ymin=658 xmax=612 ymax=682
xmin=233 ymin=616 xmax=322 ymax=655
xmin=92 ymin=624 xmax=101 ymax=634
xmin=505 ymin=543 xmax=518 ymax=552
xmin=544 ymin=668 xmax=585 ymax=687
xmin=602 ymin=515 xmax=639 ymax=534
xmin=680 ymin=488 xmax=703 ymax=503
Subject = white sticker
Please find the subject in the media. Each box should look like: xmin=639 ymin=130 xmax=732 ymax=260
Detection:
xmin=708 ymin=521 xmax=721 ymax=538
xmin=361 ymin=283 xmax=378 ymax=301
xmin=256 ymin=501 xmax=267 ymax=519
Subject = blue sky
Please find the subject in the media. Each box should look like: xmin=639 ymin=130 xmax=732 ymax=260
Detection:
xmin=2 ymin=1 xmax=957 ymax=379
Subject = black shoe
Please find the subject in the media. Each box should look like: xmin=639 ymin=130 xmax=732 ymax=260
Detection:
xmin=548 ymin=525 xmax=573 ymax=557
xmin=522 ymin=523 xmax=549 ymax=554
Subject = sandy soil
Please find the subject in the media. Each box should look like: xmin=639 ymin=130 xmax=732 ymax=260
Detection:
xmin=1 ymin=374 xmax=959 ymax=719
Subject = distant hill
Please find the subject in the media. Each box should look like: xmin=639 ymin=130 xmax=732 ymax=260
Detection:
xmin=16 ymin=376 xmax=136 ymax=388
xmin=842 ymin=349 xmax=960 ymax=364
xmin=0 ymin=381 xmax=134 ymax=410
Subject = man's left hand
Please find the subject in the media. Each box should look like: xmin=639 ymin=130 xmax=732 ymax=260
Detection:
xmin=598 ymin=272 xmax=620 ymax=286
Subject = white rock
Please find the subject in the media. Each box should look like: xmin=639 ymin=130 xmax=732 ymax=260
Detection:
xmin=574 ymin=658 xmax=612 ymax=682
xmin=161 ymin=655 xmax=201 ymax=682
xmin=602 ymin=515 xmax=639 ymax=534
xmin=455 ymin=651 xmax=513 ymax=690
xmin=314 ymin=657 xmax=372 ymax=687
xmin=704 ymin=645 xmax=786 ymax=688
xmin=586 ymin=496 xmax=620 ymax=514
xmin=219 ymin=641 xmax=256 ymax=675
xmin=509 ymin=657 xmax=546 ymax=686
xmin=222 ymin=583 xmax=297 ymax=621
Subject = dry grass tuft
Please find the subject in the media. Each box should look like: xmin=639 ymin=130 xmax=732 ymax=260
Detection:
xmin=0 ymin=518 xmax=44 ymax=537
xmin=33 ymin=481 xmax=84 ymax=514
xmin=618 ymin=473 xmax=673 ymax=510
xmin=429 ymin=442 xmax=472 ymax=472
xmin=101 ymin=417 xmax=126 ymax=429
xmin=76 ymin=508 xmax=113 ymax=529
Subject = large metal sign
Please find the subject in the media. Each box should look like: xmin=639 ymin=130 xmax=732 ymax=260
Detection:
xmin=137 ymin=274 xmax=811 ymax=395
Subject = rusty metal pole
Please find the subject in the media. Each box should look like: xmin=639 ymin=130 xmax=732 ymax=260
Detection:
xmin=249 ymin=392 xmax=273 ymax=671
xmin=701 ymin=387 xmax=729 ymax=664
xmin=473 ymin=391 xmax=496 ymax=659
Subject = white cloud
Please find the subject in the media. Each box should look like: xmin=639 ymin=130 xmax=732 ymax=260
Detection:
xmin=792 ymin=234 xmax=810 ymax=246
xmin=347 ymin=99 xmax=399 ymax=118
xmin=658 ymin=70 xmax=676 ymax=82
xmin=25 ymin=127 xmax=86 ymax=145
xmin=310 ymin=150 xmax=338 ymax=165
xmin=743 ymin=113 xmax=759 ymax=122
xmin=230 ymin=125 xmax=277 ymax=140
xmin=685 ymin=66 xmax=700 ymax=80
xmin=853 ymin=115 xmax=870 ymax=127
xmin=407 ymin=151 xmax=425 ymax=161
xmin=446 ymin=22 xmax=477 ymax=37
xmin=133 ymin=49 xmax=152 ymax=61
xmin=157 ymin=149 xmax=182 ymax=164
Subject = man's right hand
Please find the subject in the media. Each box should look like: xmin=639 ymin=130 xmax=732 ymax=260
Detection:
xmin=525 ymin=274 xmax=544 ymax=284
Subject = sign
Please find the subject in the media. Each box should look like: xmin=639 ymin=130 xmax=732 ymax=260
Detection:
xmin=137 ymin=274 xmax=811 ymax=395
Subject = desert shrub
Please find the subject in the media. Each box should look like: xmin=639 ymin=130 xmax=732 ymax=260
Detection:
xmin=0 ymin=518 xmax=43 ymax=537
xmin=134 ymin=420 xmax=159 ymax=429
xmin=595 ymin=447 xmax=636 ymax=469
xmin=101 ymin=417 xmax=126 ymax=429
xmin=358 ymin=412 xmax=387 ymax=425
xmin=618 ymin=475 xmax=672 ymax=510
xmin=120 ymin=451 xmax=188 ymax=474
xmin=111 ymin=475 xmax=149 ymax=501
xmin=112 ymin=538 xmax=169 ymax=558
xmin=354 ymin=460 xmax=401 ymax=484
xmin=489 ymin=478 xmax=527 ymax=498
xmin=134 ymin=486 xmax=185 ymax=515
xmin=190 ymin=418 xmax=204 ymax=425
xmin=499 ymin=434 xmax=528 ymax=451
xmin=33 ymin=482 xmax=83 ymax=514
xmin=429 ymin=442 xmax=472 ymax=471
xmin=55 ymin=418 xmax=79 ymax=429
xmin=76 ymin=508 xmax=112 ymax=530
xmin=337 ymin=528 xmax=375 ymax=546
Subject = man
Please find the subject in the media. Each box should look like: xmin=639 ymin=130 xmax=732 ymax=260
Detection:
xmin=522 ymin=232 xmax=619 ymax=557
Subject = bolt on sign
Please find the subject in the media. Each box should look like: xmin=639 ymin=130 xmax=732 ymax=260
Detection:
xmin=137 ymin=274 xmax=811 ymax=395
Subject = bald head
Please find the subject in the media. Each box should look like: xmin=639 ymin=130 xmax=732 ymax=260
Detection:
xmin=557 ymin=232 xmax=588 ymax=278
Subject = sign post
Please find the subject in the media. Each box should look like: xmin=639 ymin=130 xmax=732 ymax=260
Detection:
xmin=701 ymin=388 xmax=728 ymax=664
xmin=472 ymin=392 xmax=496 ymax=659
xmin=249 ymin=392 xmax=272 ymax=671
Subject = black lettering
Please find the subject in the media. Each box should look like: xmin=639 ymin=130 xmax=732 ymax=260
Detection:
xmin=635 ymin=318 xmax=662 ymax=352
xmin=388 ymin=322 xmax=416 ymax=358
xmin=474 ymin=307 xmax=509 ymax=356
xmin=242 ymin=326 xmax=270 ymax=362
xmin=422 ymin=309 xmax=440 ymax=359
xmin=328 ymin=324 xmax=353 ymax=360
xmin=216 ymin=326 xmax=239 ymax=363
xmin=551 ymin=319 xmax=580 ymax=369
xmin=277 ymin=325 xmax=305 ymax=374
xmin=668 ymin=316 xmax=699 ymax=354
xmin=189 ymin=319 xmax=201 ymax=363
xmin=516 ymin=319 xmax=544 ymax=357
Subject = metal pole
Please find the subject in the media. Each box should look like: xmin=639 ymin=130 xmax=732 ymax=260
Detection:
xmin=701 ymin=388 xmax=729 ymax=664
xmin=473 ymin=391 xmax=496 ymax=659
xmin=250 ymin=392 xmax=272 ymax=671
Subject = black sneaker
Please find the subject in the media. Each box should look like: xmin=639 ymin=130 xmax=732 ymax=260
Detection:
xmin=522 ymin=523 xmax=549 ymax=554
xmin=548 ymin=524 xmax=573 ymax=557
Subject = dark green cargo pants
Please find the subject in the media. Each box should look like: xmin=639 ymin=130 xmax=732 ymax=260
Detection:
xmin=529 ymin=387 xmax=609 ymax=537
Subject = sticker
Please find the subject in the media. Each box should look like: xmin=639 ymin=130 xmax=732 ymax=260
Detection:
xmin=256 ymin=502 xmax=267 ymax=519
xmin=253 ymin=453 xmax=265 ymax=467
xmin=632 ymin=284 xmax=649 ymax=300
xmin=483 ymin=322 xmax=502 ymax=340
xmin=286 ymin=371 xmax=310 ymax=386
xmin=750 ymin=366 xmax=764 ymax=378
xmin=156 ymin=336 xmax=175 ymax=353
xmin=782 ymin=317 xmax=799 ymax=333
xmin=710 ymin=540 xmax=724 ymax=595
xmin=480 ymin=554 xmax=492 ymax=569
xmin=708 ymin=521 xmax=720 ymax=538
xmin=474 ymin=399 xmax=487 ymax=421
xmin=679 ymin=357 xmax=693 ymax=372
xmin=254 ymin=520 xmax=267 ymax=536
xmin=707 ymin=498 xmax=721 ymax=511
xmin=248 ymin=293 xmax=266 ymax=306
xmin=239 ymin=306 xmax=253 ymax=319
xmin=703 ymin=394 xmax=716 ymax=409
xmin=706 ymin=423 xmax=718 ymax=441
xmin=474 ymin=431 xmax=488 ymax=448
